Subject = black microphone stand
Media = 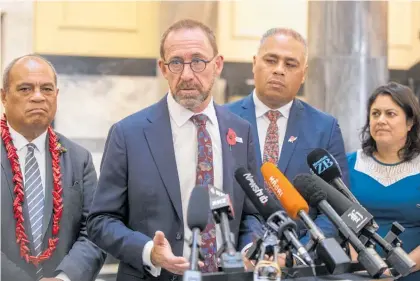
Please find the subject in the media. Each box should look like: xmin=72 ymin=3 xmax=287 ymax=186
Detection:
xmin=265 ymin=211 xmax=311 ymax=268
xmin=183 ymin=230 xmax=203 ymax=281
xmin=209 ymin=188 xmax=244 ymax=273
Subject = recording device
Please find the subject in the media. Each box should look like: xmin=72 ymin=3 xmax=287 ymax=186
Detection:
xmin=234 ymin=167 xmax=314 ymax=267
xmin=312 ymin=177 xmax=416 ymax=277
xmin=307 ymin=149 xmax=416 ymax=277
xmin=293 ymin=174 xmax=388 ymax=278
xmin=307 ymin=148 xmax=381 ymax=247
xmin=261 ymin=162 xmax=351 ymax=274
xmin=253 ymin=232 xmax=282 ymax=281
xmin=307 ymin=149 xmax=378 ymax=232
xmin=208 ymin=186 xmax=244 ymax=272
xmin=184 ymin=186 xmax=210 ymax=281
xmin=307 ymin=148 xmax=359 ymax=204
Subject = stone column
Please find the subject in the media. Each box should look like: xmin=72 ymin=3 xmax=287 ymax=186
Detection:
xmin=305 ymin=1 xmax=388 ymax=152
xmin=157 ymin=1 xmax=226 ymax=104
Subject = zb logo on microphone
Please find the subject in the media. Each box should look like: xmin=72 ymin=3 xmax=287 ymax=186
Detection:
xmin=312 ymin=156 xmax=334 ymax=175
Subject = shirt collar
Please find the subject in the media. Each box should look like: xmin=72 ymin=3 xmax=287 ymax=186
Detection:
xmin=167 ymin=91 xmax=217 ymax=127
xmin=8 ymin=123 xmax=47 ymax=153
xmin=252 ymin=89 xmax=293 ymax=119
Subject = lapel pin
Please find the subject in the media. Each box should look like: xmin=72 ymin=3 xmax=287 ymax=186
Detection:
xmin=235 ymin=137 xmax=243 ymax=143
xmin=226 ymin=128 xmax=237 ymax=151
xmin=288 ymin=136 xmax=297 ymax=143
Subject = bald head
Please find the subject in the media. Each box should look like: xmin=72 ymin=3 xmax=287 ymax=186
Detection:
xmin=1 ymin=54 xmax=59 ymax=141
xmin=252 ymin=27 xmax=308 ymax=109
xmin=2 ymin=55 xmax=57 ymax=91
xmin=258 ymin=28 xmax=308 ymax=63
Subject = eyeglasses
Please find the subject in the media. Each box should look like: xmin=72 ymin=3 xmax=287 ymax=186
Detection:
xmin=164 ymin=56 xmax=216 ymax=74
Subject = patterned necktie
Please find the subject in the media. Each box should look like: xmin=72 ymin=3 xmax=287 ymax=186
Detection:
xmin=263 ymin=110 xmax=282 ymax=164
xmin=191 ymin=114 xmax=218 ymax=273
xmin=24 ymin=143 xmax=44 ymax=279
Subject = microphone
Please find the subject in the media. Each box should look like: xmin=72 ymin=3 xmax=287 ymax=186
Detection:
xmin=234 ymin=167 xmax=314 ymax=266
xmin=293 ymin=174 xmax=388 ymax=278
xmin=307 ymin=149 xmax=415 ymax=277
xmin=184 ymin=186 xmax=210 ymax=281
xmin=208 ymin=186 xmax=244 ymax=272
xmin=307 ymin=148 xmax=359 ymax=205
xmin=307 ymin=148 xmax=380 ymax=245
xmin=314 ymin=179 xmax=416 ymax=277
xmin=261 ymin=162 xmax=351 ymax=274
xmin=260 ymin=162 xmax=309 ymax=219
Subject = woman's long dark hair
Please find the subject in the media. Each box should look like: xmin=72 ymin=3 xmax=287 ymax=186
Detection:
xmin=361 ymin=82 xmax=420 ymax=161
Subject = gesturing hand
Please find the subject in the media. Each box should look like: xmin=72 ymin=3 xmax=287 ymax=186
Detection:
xmin=151 ymin=231 xmax=190 ymax=275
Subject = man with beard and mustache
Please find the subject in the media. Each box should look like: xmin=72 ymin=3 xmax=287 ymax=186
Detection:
xmin=87 ymin=19 xmax=263 ymax=281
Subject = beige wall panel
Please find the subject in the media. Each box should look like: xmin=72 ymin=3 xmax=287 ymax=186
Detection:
xmin=34 ymin=1 xmax=159 ymax=58
xmin=218 ymin=0 xmax=308 ymax=62
xmin=60 ymin=2 xmax=138 ymax=31
xmin=388 ymin=1 xmax=420 ymax=69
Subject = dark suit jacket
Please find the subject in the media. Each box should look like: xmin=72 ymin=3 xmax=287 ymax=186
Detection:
xmin=225 ymin=94 xmax=350 ymax=240
xmin=1 ymin=132 xmax=106 ymax=281
xmin=87 ymin=95 xmax=261 ymax=281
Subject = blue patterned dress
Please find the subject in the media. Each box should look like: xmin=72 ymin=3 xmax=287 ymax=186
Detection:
xmin=347 ymin=150 xmax=420 ymax=281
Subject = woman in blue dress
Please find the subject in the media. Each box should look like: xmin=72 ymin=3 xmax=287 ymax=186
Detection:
xmin=347 ymin=82 xmax=420 ymax=281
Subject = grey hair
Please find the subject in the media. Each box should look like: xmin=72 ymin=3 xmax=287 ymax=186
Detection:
xmin=2 ymin=54 xmax=58 ymax=91
xmin=259 ymin=27 xmax=308 ymax=63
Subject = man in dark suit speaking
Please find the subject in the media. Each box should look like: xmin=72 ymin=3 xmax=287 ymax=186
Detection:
xmin=1 ymin=55 xmax=105 ymax=281
xmin=87 ymin=19 xmax=261 ymax=281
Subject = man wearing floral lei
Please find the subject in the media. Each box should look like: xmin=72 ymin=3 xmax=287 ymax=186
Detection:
xmin=1 ymin=55 xmax=105 ymax=281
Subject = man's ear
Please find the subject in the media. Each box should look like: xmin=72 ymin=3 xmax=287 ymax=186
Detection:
xmin=301 ymin=64 xmax=308 ymax=84
xmin=1 ymin=88 xmax=7 ymax=106
xmin=158 ymin=59 xmax=169 ymax=79
xmin=214 ymin=55 xmax=224 ymax=76
xmin=252 ymin=55 xmax=257 ymax=75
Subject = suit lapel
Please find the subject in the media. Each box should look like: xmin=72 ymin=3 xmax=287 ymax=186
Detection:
xmin=42 ymin=135 xmax=53 ymax=240
xmin=278 ymin=99 xmax=304 ymax=173
xmin=1 ymin=140 xmax=35 ymax=252
xmin=239 ymin=94 xmax=263 ymax=181
xmin=215 ymin=105 xmax=234 ymax=199
xmin=1 ymin=141 xmax=15 ymax=199
xmin=144 ymin=96 xmax=182 ymax=222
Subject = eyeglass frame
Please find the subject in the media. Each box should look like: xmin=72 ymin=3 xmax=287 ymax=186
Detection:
xmin=163 ymin=55 xmax=218 ymax=74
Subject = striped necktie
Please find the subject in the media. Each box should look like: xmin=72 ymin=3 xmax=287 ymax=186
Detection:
xmin=24 ymin=143 xmax=44 ymax=279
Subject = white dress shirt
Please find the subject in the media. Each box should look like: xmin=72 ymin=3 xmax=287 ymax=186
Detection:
xmin=9 ymin=124 xmax=47 ymax=193
xmin=253 ymin=90 xmax=293 ymax=162
xmin=142 ymin=93 xmax=224 ymax=276
xmin=8 ymin=124 xmax=71 ymax=281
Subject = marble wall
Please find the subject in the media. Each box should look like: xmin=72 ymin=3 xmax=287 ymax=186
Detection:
xmin=0 ymin=1 xmax=34 ymax=115
xmin=0 ymin=1 xmax=33 ymax=66
xmin=55 ymin=75 xmax=161 ymax=170
xmin=305 ymin=1 xmax=388 ymax=153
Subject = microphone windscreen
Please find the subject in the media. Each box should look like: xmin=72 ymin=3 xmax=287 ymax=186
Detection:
xmin=234 ymin=167 xmax=281 ymax=220
xmin=293 ymin=174 xmax=327 ymax=207
xmin=312 ymin=177 xmax=353 ymax=215
xmin=307 ymin=148 xmax=342 ymax=182
xmin=260 ymin=162 xmax=309 ymax=219
xmin=187 ymin=186 xmax=210 ymax=231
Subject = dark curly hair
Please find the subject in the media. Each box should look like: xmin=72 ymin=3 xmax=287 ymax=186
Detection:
xmin=361 ymin=82 xmax=420 ymax=162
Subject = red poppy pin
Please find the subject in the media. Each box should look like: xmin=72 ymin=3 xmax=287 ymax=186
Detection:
xmin=226 ymin=128 xmax=237 ymax=151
